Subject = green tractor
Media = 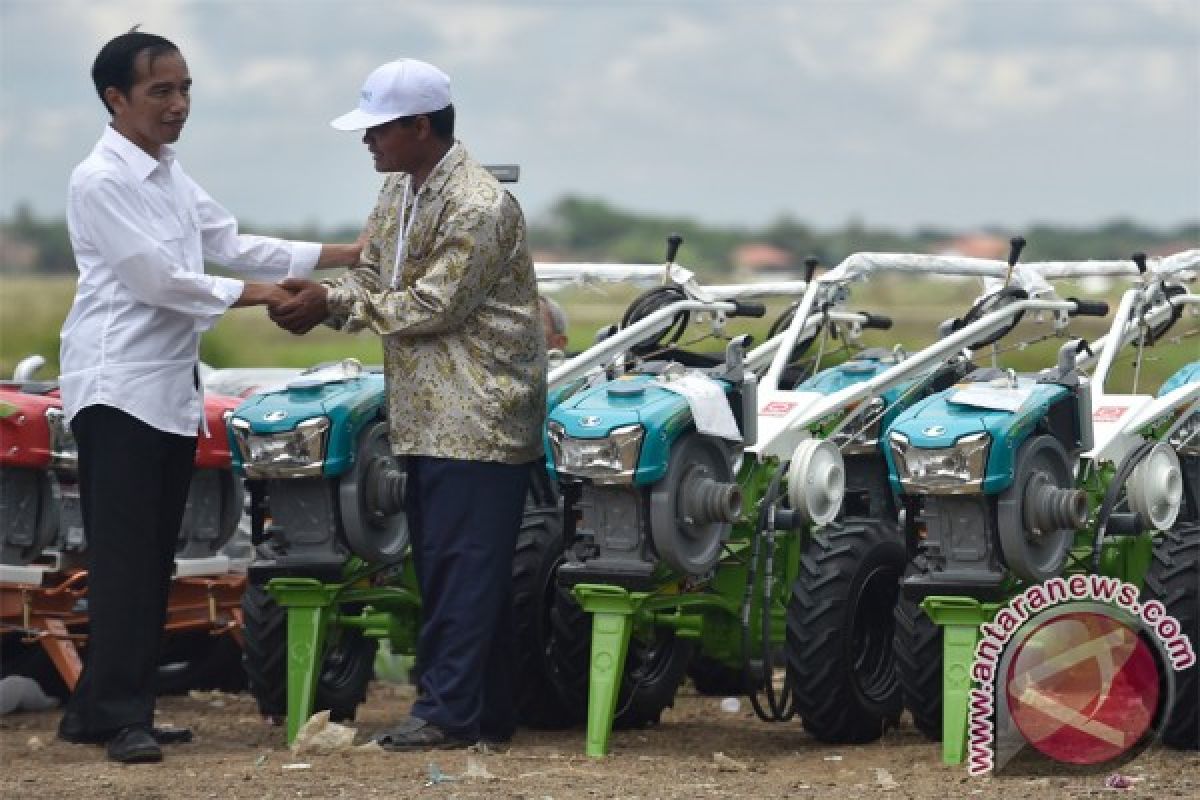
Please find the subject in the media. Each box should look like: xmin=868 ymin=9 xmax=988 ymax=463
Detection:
xmin=888 ymin=249 xmax=1199 ymax=765
xmin=540 ymin=244 xmax=1110 ymax=756
xmin=229 ymin=256 xmax=809 ymax=743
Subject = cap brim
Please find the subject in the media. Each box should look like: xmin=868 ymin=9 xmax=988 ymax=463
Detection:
xmin=329 ymin=108 xmax=403 ymax=131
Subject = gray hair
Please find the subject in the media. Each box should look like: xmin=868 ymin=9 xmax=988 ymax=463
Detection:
xmin=539 ymin=295 xmax=568 ymax=335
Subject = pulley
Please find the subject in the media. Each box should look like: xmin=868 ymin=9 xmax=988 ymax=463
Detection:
xmin=339 ymin=420 xmax=410 ymax=563
xmin=997 ymin=435 xmax=1078 ymax=583
xmin=786 ymin=438 xmax=845 ymax=528
xmin=650 ymin=433 xmax=738 ymax=576
xmin=1126 ymin=441 xmax=1183 ymax=532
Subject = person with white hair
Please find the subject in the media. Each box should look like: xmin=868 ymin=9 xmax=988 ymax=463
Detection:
xmin=539 ymin=294 xmax=569 ymax=353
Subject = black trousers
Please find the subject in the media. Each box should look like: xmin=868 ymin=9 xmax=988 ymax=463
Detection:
xmin=59 ymin=405 xmax=196 ymax=738
xmin=406 ymin=456 xmax=531 ymax=740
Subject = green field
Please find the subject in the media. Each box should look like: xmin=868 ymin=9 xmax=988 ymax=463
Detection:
xmin=0 ymin=275 xmax=1192 ymax=393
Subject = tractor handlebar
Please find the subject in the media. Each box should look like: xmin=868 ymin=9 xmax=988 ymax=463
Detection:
xmin=1067 ymin=297 xmax=1110 ymax=318
xmin=860 ymin=312 xmax=894 ymax=330
xmin=730 ymin=300 xmax=767 ymax=318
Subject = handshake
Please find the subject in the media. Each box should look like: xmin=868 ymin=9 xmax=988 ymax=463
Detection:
xmin=239 ymin=278 xmax=330 ymax=335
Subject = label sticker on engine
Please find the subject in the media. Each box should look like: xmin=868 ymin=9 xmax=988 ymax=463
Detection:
xmin=760 ymin=401 xmax=798 ymax=416
xmin=1093 ymin=406 xmax=1129 ymax=422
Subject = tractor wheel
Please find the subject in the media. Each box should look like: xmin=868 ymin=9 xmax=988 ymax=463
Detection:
xmin=686 ymin=654 xmax=746 ymax=697
xmin=547 ymin=584 xmax=693 ymax=728
xmin=786 ymin=517 xmax=904 ymax=743
xmin=1141 ymin=521 xmax=1199 ymax=749
xmin=240 ymin=582 xmax=376 ymax=722
xmin=510 ymin=469 xmax=574 ymax=729
xmin=892 ymin=570 xmax=943 ymax=740
xmin=155 ymin=630 xmax=246 ymax=695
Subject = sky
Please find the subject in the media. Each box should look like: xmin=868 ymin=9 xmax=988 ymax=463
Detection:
xmin=1 ymin=0 xmax=1197 ymax=233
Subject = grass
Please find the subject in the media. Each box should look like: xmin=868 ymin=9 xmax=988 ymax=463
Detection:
xmin=1 ymin=275 xmax=1192 ymax=394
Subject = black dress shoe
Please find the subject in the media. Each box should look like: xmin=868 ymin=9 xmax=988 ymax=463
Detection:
xmin=59 ymin=718 xmax=191 ymax=746
xmin=150 ymin=726 xmax=192 ymax=745
xmin=371 ymin=716 xmax=471 ymax=752
xmin=106 ymin=726 xmax=163 ymax=764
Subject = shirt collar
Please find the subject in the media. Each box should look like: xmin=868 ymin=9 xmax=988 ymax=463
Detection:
xmin=101 ymin=124 xmax=176 ymax=182
xmin=419 ymin=141 xmax=465 ymax=197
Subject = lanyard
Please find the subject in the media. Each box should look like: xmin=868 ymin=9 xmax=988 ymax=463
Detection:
xmin=390 ymin=180 xmax=421 ymax=289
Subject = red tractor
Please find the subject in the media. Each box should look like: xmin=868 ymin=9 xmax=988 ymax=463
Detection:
xmin=0 ymin=357 xmax=248 ymax=697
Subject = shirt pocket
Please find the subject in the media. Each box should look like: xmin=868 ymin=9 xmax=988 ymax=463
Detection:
xmin=149 ymin=211 xmax=199 ymax=270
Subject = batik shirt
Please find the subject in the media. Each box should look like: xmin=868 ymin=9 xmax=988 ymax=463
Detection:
xmin=325 ymin=143 xmax=546 ymax=464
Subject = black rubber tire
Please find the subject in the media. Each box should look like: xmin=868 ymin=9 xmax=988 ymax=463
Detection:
xmin=154 ymin=631 xmax=246 ymax=695
xmin=510 ymin=468 xmax=575 ymax=729
xmin=892 ymin=568 xmax=943 ymax=741
xmin=1141 ymin=521 xmax=1199 ymax=749
xmin=1179 ymin=456 xmax=1198 ymax=527
xmin=686 ymin=654 xmax=747 ymax=697
xmin=240 ymin=582 xmax=376 ymax=722
xmin=546 ymin=583 xmax=693 ymax=728
xmin=786 ymin=517 xmax=905 ymax=743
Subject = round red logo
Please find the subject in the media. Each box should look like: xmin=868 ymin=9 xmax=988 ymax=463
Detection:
xmin=1005 ymin=611 xmax=1160 ymax=765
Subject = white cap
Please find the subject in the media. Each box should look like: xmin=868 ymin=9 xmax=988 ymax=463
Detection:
xmin=330 ymin=58 xmax=451 ymax=131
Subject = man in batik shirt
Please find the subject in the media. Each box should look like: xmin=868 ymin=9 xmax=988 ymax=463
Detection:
xmin=273 ymin=58 xmax=545 ymax=751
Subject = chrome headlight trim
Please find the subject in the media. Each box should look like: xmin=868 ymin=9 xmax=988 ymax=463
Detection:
xmin=549 ymin=422 xmax=644 ymax=485
xmin=232 ymin=415 xmax=330 ymax=478
xmin=890 ymin=430 xmax=991 ymax=494
xmin=44 ymin=407 xmax=78 ymax=473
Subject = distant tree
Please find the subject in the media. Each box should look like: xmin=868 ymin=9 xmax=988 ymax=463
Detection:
xmin=2 ymin=200 xmax=1196 ymax=277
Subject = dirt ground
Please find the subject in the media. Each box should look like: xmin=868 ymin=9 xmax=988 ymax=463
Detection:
xmin=2 ymin=682 xmax=1197 ymax=800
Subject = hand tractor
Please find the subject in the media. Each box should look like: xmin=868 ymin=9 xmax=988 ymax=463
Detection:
xmin=0 ymin=356 xmax=251 ymax=698
xmin=228 ymin=250 xmax=811 ymax=744
xmin=541 ymin=241 xmax=1119 ymax=756
xmin=887 ymin=248 xmax=1199 ymax=765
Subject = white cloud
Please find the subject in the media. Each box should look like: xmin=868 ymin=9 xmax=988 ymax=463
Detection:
xmin=2 ymin=0 xmax=1195 ymax=229
xmin=404 ymin=4 xmax=549 ymax=65
xmin=46 ymin=0 xmax=195 ymax=49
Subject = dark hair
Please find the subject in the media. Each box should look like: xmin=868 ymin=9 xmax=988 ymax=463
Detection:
xmin=92 ymin=30 xmax=179 ymax=114
xmin=398 ymin=104 xmax=456 ymax=141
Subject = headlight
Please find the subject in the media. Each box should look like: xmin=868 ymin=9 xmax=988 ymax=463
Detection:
xmin=889 ymin=431 xmax=991 ymax=494
xmin=232 ymin=416 xmax=330 ymax=478
xmin=44 ymin=408 xmax=77 ymax=473
xmin=547 ymin=421 xmax=644 ymax=484
xmin=831 ymin=397 xmax=886 ymax=454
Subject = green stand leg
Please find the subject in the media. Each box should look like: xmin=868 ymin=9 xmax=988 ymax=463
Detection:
xmin=922 ymin=597 xmax=1000 ymax=766
xmin=266 ymin=578 xmax=341 ymax=745
xmin=573 ymin=584 xmax=648 ymax=758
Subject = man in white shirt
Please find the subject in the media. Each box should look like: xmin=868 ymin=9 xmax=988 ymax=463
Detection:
xmin=54 ymin=29 xmax=360 ymax=764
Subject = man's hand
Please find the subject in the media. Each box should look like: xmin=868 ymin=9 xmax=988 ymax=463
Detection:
xmin=270 ymin=278 xmax=330 ymax=335
xmin=233 ymin=281 xmax=296 ymax=310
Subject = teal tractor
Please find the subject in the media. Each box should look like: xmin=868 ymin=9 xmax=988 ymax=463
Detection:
xmin=227 ymin=257 xmax=810 ymax=743
xmin=541 ymin=244 xmax=1094 ymax=756
xmin=888 ymin=248 xmax=1200 ymax=765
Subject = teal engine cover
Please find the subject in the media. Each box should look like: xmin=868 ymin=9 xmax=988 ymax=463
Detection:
xmin=884 ymin=377 xmax=1073 ymax=496
xmin=795 ymin=349 xmax=924 ymax=434
xmin=229 ymin=372 xmax=387 ymax=478
xmin=1159 ymin=361 xmax=1200 ymax=396
xmin=545 ymin=373 xmax=729 ymax=486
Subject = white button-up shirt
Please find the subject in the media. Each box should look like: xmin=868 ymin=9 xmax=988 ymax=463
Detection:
xmin=60 ymin=125 xmax=320 ymax=436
